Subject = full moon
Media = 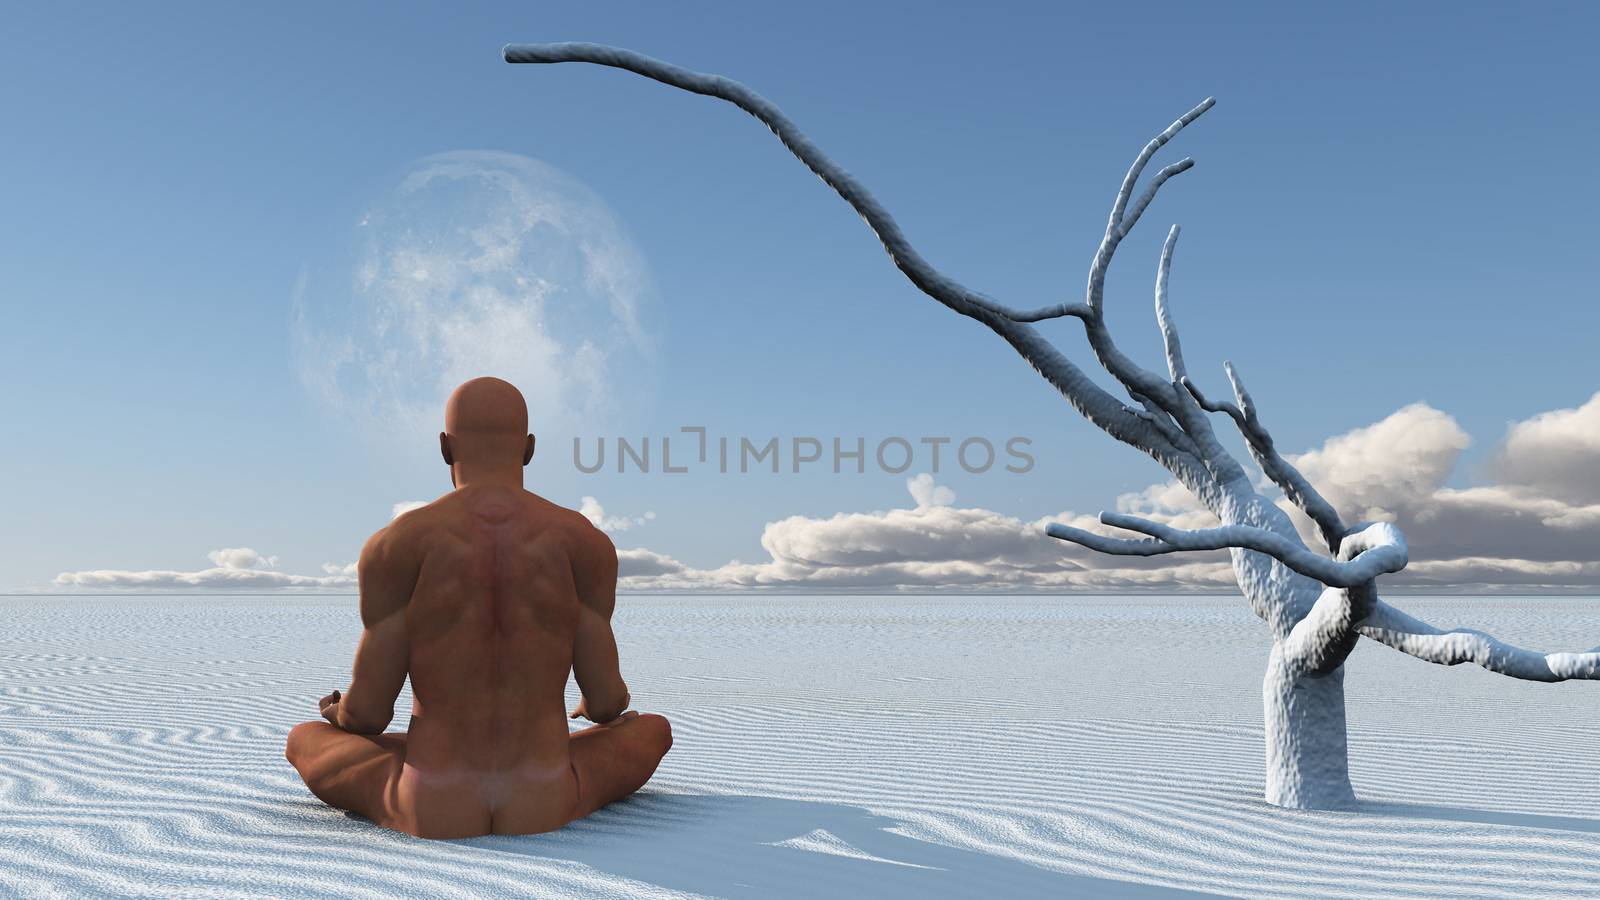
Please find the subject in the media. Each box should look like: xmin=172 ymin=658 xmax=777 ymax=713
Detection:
xmin=292 ymin=150 xmax=653 ymax=444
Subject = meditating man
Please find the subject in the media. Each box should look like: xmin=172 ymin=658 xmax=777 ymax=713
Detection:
xmin=285 ymin=376 xmax=672 ymax=838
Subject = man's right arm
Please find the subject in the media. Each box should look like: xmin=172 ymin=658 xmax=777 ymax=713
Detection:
xmin=570 ymin=523 xmax=630 ymax=723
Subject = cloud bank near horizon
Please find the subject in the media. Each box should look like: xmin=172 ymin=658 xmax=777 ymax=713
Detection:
xmin=54 ymin=547 xmax=357 ymax=592
xmin=609 ymin=394 xmax=1600 ymax=593
xmin=53 ymin=393 xmax=1600 ymax=594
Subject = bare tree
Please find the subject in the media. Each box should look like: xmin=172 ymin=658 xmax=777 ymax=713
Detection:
xmin=504 ymin=42 xmax=1600 ymax=810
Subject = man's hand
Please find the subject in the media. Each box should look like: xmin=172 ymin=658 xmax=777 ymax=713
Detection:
xmin=319 ymin=689 xmax=343 ymax=727
xmin=570 ymin=692 xmax=633 ymax=724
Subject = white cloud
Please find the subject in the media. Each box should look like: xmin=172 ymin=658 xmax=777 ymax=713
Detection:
xmin=392 ymin=500 xmax=429 ymax=519
xmin=1491 ymin=391 xmax=1600 ymax=504
xmin=205 ymin=548 xmax=278 ymax=570
xmin=906 ymin=473 xmax=955 ymax=509
xmin=1403 ymin=557 xmax=1600 ymax=588
xmin=1286 ymin=403 xmax=1470 ymax=523
xmin=1275 ymin=396 xmax=1600 ymax=591
xmin=617 ymin=547 xmax=688 ymax=578
xmin=1113 ymin=479 xmax=1219 ymax=531
xmin=55 ymin=549 xmax=355 ymax=592
xmin=579 ymin=496 xmax=656 ymax=533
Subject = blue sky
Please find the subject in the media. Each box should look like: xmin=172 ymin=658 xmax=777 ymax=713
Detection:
xmin=4 ymin=2 xmax=1598 ymax=592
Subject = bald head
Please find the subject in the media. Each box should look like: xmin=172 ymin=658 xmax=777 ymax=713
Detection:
xmin=440 ymin=377 xmax=535 ymax=485
xmin=445 ymin=377 xmax=528 ymax=436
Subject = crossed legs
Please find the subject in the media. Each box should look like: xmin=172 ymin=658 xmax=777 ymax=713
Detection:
xmin=285 ymin=713 xmax=672 ymax=838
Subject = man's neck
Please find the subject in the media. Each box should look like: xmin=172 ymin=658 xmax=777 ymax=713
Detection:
xmin=451 ymin=465 xmax=524 ymax=490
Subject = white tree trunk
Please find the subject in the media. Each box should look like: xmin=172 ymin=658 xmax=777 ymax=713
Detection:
xmin=1262 ymin=641 xmax=1356 ymax=810
xmin=1215 ymin=488 xmax=1359 ymax=810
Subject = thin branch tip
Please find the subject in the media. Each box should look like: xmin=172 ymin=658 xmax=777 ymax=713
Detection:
xmin=1171 ymin=98 xmax=1216 ymax=128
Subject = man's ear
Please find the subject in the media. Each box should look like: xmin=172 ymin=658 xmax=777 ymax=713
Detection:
xmin=523 ymin=434 xmax=536 ymax=466
xmin=440 ymin=432 xmax=454 ymax=466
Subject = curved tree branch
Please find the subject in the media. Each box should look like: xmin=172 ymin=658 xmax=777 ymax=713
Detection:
xmin=1183 ymin=363 xmax=1348 ymax=552
xmin=1045 ymin=516 xmax=1407 ymax=589
xmin=1140 ymin=225 xmax=1246 ymax=472
xmin=1006 ymin=302 xmax=1094 ymax=324
xmin=1074 ymin=105 xmax=1212 ymax=413
xmin=1128 ymin=388 xmax=1193 ymax=452
xmin=1120 ymin=161 xmax=1196 ymax=243
xmin=1076 ymin=205 xmax=1250 ymax=488
xmin=506 ymin=42 xmax=1037 ymax=325
xmin=1279 ymin=583 xmax=1376 ymax=677
xmin=1108 ymin=101 xmax=1214 ymax=244
xmin=988 ymin=319 xmax=1211 ymax=484
xmin=1359 ymin=600 xmax=1600 ymax=682
xmin=503 ymin=41 xmax=1214 ymax=480
xmin=1153 ymin=225 xmax=1187 ymax=382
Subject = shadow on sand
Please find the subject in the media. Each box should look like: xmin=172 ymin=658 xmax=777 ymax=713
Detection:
xmin=1359 ymin=800 xmax=1600 ymax=835
xmin=453 ymin=791 xmax=1218 ymax=898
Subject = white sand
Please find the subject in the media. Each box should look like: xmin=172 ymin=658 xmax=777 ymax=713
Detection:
xmin=1 ymin=594 xmax=1597 ymax=898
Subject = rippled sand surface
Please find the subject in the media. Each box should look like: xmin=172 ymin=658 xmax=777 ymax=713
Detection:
xmin=2 ymin=594 xmax=1597 ymax=898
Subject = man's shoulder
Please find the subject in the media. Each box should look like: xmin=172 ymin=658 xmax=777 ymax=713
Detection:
xmin=375 ymin=497 xmax=443 ymax=549
xmin=390 ymin=497 xmax=439 ymax=522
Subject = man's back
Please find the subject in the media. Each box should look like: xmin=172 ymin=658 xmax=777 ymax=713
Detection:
xmin=401 ymin=487 xmax=587 ymax=792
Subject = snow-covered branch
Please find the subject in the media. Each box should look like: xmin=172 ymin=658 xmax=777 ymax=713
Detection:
xmin=504 ymin=42 xmax=1038 ymax=326
xmin=1279 ymin=584 xmax=1375 ymax=676
xmin=1358 ymin=601 xmax=1600 ymax=682
xmin=1071 ymin=147 xmax=1253 ymax=488
xmin=1183 ymin=364 xmax=1348 ymax=552
xmin=1108 ymin=100 xmax=1213 ymax=245
xmin=1075 ymin=105 xmax=1208 ymax=413
xmin=503 ymin=41 xmax=1212 ymax=479
xmin=1004 ymin=302 xmax=1094 ymax=324
xmin=1153 ymin=225 xmax=1187 ymax=381
xmin=1128 ymin=389 xmax=1192 ymax=451
xmin=1045 ymin=517 xmax=1408 ymax=589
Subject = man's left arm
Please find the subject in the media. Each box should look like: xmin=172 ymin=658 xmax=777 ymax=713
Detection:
xmin=322 ymin=526 xmax=416 ymax=735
